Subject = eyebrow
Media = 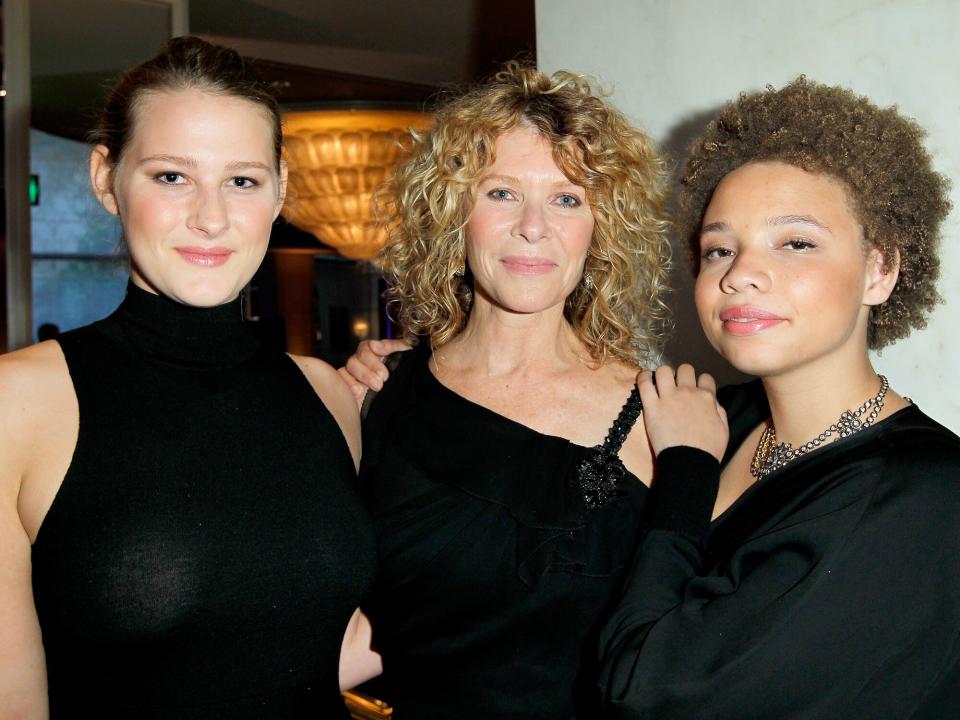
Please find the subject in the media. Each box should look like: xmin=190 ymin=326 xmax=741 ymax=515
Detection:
xmin=136 ymin=155 xmax=272 ymax=172
xmin=700 ymin=221 xmax=728 ymax=235
xmin=767 ymin=214 xmax=831 ymax=232
xmin=137 ymin=154 xmax=196 ymax=167
xmin=225 ymin=160 xmax=274 ymax=172
xmin=479 ymin=173 xmax=580 ymax=187
xmin=700 ymin=215 xmax=831 ymax=235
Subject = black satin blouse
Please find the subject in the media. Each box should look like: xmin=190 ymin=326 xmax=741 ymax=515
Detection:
xmin=597 ymin=381 xmax=960 ymax=719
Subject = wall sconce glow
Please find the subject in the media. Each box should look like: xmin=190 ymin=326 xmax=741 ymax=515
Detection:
xmin=281 ymin=109 xmax=432 ymax=260
xmin=0 ymin=89 xmax=7 ymax=97
xmin=352 ymin=319 xmax=370 ymax=338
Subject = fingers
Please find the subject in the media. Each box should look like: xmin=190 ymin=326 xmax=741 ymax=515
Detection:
xmin=697 ymin=372 xmax=717 ymax=393
xmin=654 ymin=365 xmax=678 ymax=394
xmin=354 ymin=340 xmax=386 ymax=369
xmin=337 ymin=366 xmax=367 ymax=401
xmin=675 ymin=364 xmax=697 ymax=388
xmin=367 ymin=338 xmax=413 ymax=358
xmin=638 ymin=363 xmax=729 ymax=461
xmin=344 ymin=338 xmax=412 ymax=392
xmin=641 ymin=364 xmax=717 ymax=395
xmin=636 ymin=369 xmax=658 ymax=409
xmin=343 ymin=353 xmax=388 ymax=392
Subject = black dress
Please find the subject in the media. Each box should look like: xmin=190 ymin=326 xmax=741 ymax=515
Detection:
xmin=359 ymin=345 xmax=647 ymax=719
xmin=31 ymin=283 xmax=376 ymax=719
xmin=596 ymin=381 xmax=960 ymax=719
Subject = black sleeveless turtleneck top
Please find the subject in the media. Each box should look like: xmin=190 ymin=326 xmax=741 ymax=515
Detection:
xmin=32 ymin=283 xmax=376 ymax=719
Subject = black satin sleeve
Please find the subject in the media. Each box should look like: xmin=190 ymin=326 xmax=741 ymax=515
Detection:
xmin=595 ymin=401 xmax=960 ymax=720
xmin=594 ymin=446 xmax=720 ymax=714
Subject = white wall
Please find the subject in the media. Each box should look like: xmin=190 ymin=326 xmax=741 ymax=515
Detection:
xmin=538 ymin=0 xmax=960 ymax=431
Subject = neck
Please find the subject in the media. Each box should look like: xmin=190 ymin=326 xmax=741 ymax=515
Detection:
xmin=106 ymin=280 xmax=258 ymax=368
xmin=438 ymin=295 xmax=589 ymax=377
xmin=762 ymin=350 xmax=884 ymax=447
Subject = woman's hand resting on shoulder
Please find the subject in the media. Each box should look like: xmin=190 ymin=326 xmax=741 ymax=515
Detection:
xmin=337 ymin=338 xmax=412 ymax=399
xmin=638 ymin=364 xmax=728 ymax=462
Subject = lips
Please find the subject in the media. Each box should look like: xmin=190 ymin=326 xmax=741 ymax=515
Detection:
xmin=175 ymin=246 xmax=232 ymax=268
xmin=719 ymin=306 xmax=785 ymax=336
xmin=500 ymin=256 xmax=557 ymax=275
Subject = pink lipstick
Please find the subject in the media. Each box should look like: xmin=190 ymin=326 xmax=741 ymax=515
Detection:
xmin=500 ymin=256 xmax=557 ymax=275
xmin=719 ymin=306 xmax=785 ymax=336
xmin=176 ymin=246 xmax=232 ymax=268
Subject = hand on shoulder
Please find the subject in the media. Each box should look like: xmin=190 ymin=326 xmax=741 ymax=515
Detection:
xmin=339 ymin=338 xmax=413 ymax=400
xmin=638 ymin=364 xmax=728 ymax=462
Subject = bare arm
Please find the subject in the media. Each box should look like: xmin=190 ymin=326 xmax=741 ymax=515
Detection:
xmin=0 ymin=508 xmax=47 ymax=719
xmin=339 ymin=609 xmax=382 ymax=691
xmin=337 ymin=339 xmax=412 ymax=406
xmin=0 ymin=356 xmax=52 ymax=719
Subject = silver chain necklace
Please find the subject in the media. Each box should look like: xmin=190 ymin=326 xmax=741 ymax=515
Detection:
xmin=750 ymin=375 xmax=890 ymax=479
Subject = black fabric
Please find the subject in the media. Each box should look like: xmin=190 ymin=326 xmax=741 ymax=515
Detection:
xmin=32 ymin=283 xmax=376 ymax=719
xmin=358 ymin=345 xmax=648 ymax=719
xmin=596 ymin=381 xmax=960 ymax=719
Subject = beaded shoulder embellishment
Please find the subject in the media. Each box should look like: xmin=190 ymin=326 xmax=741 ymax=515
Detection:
xmin=579 ymin=385 xmax=643 ymax=509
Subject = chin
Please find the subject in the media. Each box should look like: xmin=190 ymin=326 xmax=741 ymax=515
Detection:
xmin=706 ymin=336 xmax=789 ymax=379
xmin=498 ymin=288 xmax=570 ymax=314
xmin=164 ymin=278 xmax=245 ymax=308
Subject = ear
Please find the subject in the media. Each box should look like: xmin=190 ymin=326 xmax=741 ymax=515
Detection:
xmin=863 ymin=246 xmax=900 ymax=306
xmin=90 ymin=145 xmax=119 ymax=215
xmin=274 ymin=157 xmax=288 ymax=220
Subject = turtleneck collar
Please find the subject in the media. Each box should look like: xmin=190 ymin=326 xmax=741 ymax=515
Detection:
xmin=98 ymin=281 xmax=261 ymax=368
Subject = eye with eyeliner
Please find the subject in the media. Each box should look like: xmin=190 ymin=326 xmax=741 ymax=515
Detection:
xmin=229 ymin=176 xmax=259 ymax=189
xmin=555 ymin=193 xmax=582 ymax=208
xmin=154 ymin=171 xmax=186 ymax=185
xmin=701 ymin=244 xmax=735 ymax=261
xmin=487 ymin=187 xmax=515 ymax=201
xmin=782 ymin=237 xmax=817 ymax=251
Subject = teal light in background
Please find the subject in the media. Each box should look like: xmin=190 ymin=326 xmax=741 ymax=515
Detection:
xmin=29 ymin=174 xmax=40 ymax=205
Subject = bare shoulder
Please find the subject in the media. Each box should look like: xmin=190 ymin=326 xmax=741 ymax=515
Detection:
xmin=0 ymin=341 xmax=78 ymax=527
xmin=0 ymin=341 xmax=75 ymax=460
xmin=0 ymin=339 xmax=71 ymax=392
xmin=288 ymin=354 xmax=361 ymax=469
xmin=602 ymin=358 xmax=643 ymax=387
xmin=590 ymin=358 xmax=642 ymax=403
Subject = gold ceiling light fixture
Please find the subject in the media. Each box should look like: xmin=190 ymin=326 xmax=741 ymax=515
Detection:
xmin=281 ymin=109 xmax=433 ymax=260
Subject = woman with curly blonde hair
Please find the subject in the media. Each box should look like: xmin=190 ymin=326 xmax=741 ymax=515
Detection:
xmin=341 ymin=62 xmax=673 ymax=718
xmin=596 ymin=77 xmax=960 ymax=719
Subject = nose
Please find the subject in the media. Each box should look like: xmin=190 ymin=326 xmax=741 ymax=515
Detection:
xmin=513 ymin=201 xmax=549 ymax=243
xmin=720 ymin=247 xmax=771 ymax=294
xmin=187 ymin=186 xmax=229 ymax=237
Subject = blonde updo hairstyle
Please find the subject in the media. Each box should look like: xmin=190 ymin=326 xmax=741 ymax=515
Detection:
xmin=378 ymin=61 xmax=671 ymax=367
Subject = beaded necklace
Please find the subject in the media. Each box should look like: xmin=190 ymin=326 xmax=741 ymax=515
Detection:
xmin=750 ymin=375 xmax=890 ymax=479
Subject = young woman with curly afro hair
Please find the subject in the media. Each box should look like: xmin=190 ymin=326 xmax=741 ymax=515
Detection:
xmin=597 ymin=77 xmax=960 ymax=720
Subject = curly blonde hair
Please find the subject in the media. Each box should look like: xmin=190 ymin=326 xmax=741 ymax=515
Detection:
xmin=377 ymin=61 xmax=671 ymax=366
xmin=679 ymin=77 xmax=951 ymax=350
